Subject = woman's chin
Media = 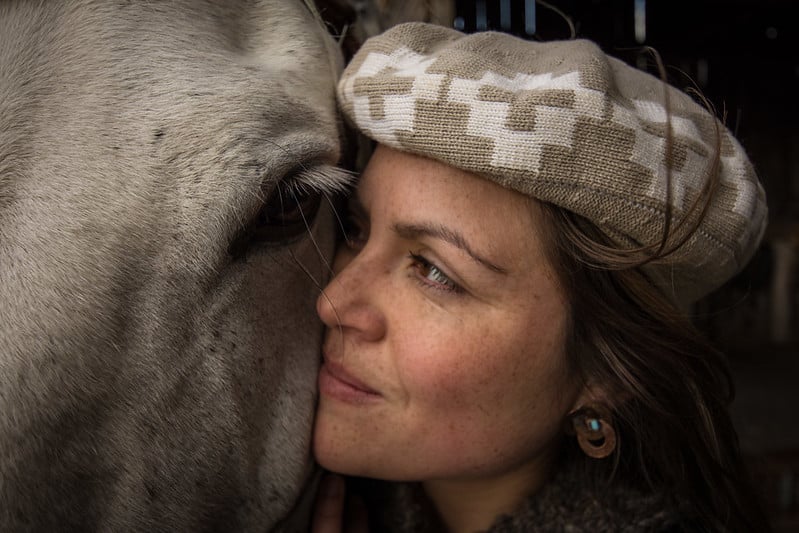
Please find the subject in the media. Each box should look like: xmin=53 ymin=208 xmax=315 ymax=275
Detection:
xmin=313 ymin=425 xmax=358 ymax=475
xmin=313 ymin=435 xmax=395 ymax=479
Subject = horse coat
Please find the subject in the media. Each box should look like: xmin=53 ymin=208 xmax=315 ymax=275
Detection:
xmin=0 ymin=1 xmax=353 ymax=530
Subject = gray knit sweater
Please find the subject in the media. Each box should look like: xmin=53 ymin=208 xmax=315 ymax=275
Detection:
xmin=353 ymin=464 xmax=693 ymax=532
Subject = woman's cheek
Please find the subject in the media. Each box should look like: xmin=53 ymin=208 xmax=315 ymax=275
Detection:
xmin=397 ymin=333 xmax=501 ymax=408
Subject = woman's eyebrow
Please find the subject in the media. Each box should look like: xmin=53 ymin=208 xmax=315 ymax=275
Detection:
xmin=392 ymin=222 xmax=508 ymax=274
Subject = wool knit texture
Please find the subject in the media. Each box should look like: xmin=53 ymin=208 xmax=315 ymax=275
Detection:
xmin=355 ymin=460 xmax=690 ymax=532
xmin=337 ymin=22 xmax=767 ymax=304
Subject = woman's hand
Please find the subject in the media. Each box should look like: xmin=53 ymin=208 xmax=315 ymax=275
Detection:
xmin=311 ymin=473 xmax=369 ymax=533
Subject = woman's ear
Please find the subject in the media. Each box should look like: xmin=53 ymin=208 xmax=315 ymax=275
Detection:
xmin=570 ymin=380 xmax=629 ymax=414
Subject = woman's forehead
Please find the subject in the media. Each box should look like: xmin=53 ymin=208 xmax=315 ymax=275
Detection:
xmin=358 ymin=146 xmax=554 ymax=269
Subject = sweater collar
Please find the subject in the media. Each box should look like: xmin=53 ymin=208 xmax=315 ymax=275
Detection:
xmin=366 ymin=463 xmax=685 ymax=532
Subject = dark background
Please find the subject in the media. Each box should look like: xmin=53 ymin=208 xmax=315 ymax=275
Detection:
xmin=451 ymin=1 xmax=798 ymax=529
xmin=452 ymin=1 xmax=798 ymax=218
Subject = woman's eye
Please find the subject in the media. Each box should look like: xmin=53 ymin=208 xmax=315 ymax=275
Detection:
xmin=341 ymin=212 xmax=368 ymax=249
xmin=409 ymin=252 xmax=463 ymax=294
xmin=336 ymin=195 xmax=368 ymax=250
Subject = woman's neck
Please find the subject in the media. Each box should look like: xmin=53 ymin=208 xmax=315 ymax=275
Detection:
xmin=421 ymin=460 xmax=553 ymax=533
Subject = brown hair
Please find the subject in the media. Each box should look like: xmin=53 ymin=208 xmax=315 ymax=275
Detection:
xmin=523 ymin=47 xmax=770 ymax=530
xmin=536 ymin=193 xmax=770 ymax=532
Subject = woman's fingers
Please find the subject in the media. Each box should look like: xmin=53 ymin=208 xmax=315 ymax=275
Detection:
xmin=311 ymin=474 xmax=346 ymax=533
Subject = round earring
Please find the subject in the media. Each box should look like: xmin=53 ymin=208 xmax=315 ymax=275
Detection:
xmin=567 ymin=405 xmax=617 ymax=459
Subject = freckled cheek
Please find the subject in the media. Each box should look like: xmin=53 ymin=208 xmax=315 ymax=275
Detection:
xmin=394 ymin=335 xmax=508 ymax=409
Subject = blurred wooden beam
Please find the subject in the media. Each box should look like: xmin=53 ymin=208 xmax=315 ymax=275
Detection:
xmin=354 ymin=0 xmax=456 ymax=37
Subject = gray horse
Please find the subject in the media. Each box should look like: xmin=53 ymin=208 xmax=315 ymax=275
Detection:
xmin=0 ymin=1 xmax=354 ymax=530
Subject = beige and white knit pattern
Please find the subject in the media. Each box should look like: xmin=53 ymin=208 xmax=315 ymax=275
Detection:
xmin=338 ymin=23 xmax=767 ymax=303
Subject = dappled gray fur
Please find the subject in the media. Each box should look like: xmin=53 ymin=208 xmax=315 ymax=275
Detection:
xmin=0 ymin=1 xmax=351 ymax=530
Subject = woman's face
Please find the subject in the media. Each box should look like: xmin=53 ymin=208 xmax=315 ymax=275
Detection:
xmin=314 ymin=145 xmax=589 ymax=482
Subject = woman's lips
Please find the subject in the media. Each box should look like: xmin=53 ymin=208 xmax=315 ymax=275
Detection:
xmin=318 ymin=359 xmax=382 ymax=404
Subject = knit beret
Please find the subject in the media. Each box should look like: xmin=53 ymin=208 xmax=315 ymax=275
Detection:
xmin=337 ymin=22 xmax=767 ymax=304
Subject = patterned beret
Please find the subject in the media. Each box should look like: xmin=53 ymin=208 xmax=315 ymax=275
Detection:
xmin=337 ymin=22 xmax=767 ymax=304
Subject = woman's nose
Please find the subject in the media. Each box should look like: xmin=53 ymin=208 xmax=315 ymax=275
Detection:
xmin=316 ymin=251 xmax=387 ymax=343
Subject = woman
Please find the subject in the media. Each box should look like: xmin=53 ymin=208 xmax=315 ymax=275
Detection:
xmin=312 ymin=23 xmax=770 ymax=532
